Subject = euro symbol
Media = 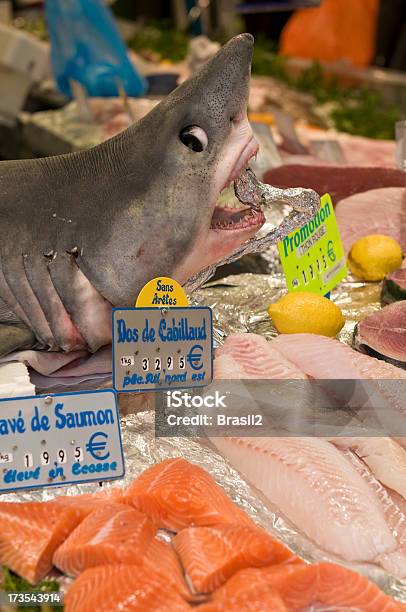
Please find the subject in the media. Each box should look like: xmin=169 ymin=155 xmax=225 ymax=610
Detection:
xmin=85 ymin=432 xmax=110 ymax=461
xmin=327 ymin=240 xmax=336 ymax=262
xmin=187 ymin=344 xmax=204 ymax=371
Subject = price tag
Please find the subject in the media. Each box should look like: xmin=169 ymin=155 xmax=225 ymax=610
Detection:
xmin=277 ymin=193 xmax=347 ymax=295
xmin=112 ymin=307 xmax=213 ymax=392
xmin=136 ymin=277 xmax=189 ymax=307
xmin=0 ymin=390 xmax=124 ymax=493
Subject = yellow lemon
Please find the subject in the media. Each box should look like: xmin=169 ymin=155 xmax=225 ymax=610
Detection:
xmin=267 ymin=292 xmax=345 ymax=337
xmin=348 ymin=234 xmax=403 ymax=282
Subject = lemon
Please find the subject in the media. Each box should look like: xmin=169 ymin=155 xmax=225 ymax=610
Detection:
xmin=267 ymin=292 xmax=345 ymax=337
xmin=348 ymin=234 xmax=403 ymax=282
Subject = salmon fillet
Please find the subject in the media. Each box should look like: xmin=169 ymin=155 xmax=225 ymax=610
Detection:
xmin=53 ymin=488 xmax=125 ymax=521
xmin=65 ymin=564 xmax=192 ymax=611
xmin=173 ymin=523 xmax=297 ymax=593
xmin=265 ymin=562 xmax=403 ymax=611
xmin=0 ymin=501 xmax=81 ymax=584
xmin=199 ymin=565 xmax=303 ymax=611
xmin=143 ymin=538 xmax=192 ymax=601
xmin=53 ymin=503 xmax=155 ymax=577
xmin=125 ymin=457 xmax=252 ymax=531
xmin=212 ymin=564 xmax=304 ymax=599
xmin=197 ymin=583 xmax=288 ymax=611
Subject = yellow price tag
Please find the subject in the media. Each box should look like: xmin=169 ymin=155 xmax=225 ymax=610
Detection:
xmin=135 ymin=277 xmax=189 ymax=308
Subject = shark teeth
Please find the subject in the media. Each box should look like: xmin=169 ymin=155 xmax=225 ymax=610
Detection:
xmin=210 ymin=158 xmax=265 ymax=232
xmin=210 ymin=206 xmax=264 ymax=231
xmin=211 ymin=166 xmax=266 ymax=231
xmin=217 ymin=166 xmax=264 ymax=211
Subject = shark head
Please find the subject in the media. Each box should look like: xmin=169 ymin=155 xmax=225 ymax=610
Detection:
xmin=104 ymin=33 xmax=263 ymax=297
xmin=167 ymin=33 xmax=263 ymax=283
xmin=0 ymin=34 xmax=265 ymax=355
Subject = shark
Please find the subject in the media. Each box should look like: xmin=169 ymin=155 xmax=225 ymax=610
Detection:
xmin=0 ymin=34 xmax=318 ymax=360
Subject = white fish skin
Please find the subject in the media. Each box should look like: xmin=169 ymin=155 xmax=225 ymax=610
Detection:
xmin=210 ymin=436 xmax=395 ymax=562
xmin=329 ymin=437 xmax=406 ymax=502
xmin=342 ymin=449 xmax=406 ymax=579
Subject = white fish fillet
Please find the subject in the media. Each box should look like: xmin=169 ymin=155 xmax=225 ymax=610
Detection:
xmin=343 ymin=449 xmax=406 ymax=579
xmin=270 ymin=333 xmax=406 ymax=380
xmin=215 ymin=333 xmax=307 ymax=379
xmin=210 ymin=436 xmax=395 ymax=562
xmin=217 ymin=333 xmax=406 ymax=428
xmin=213 ymin=353 xmax=253 ymax=379
xmin=335 ymin=187 xmax=406 ymax=253
xmin=329 ymin=438 xmax=406 ymax=502
xmin=270 ymin=334 xmax=406 ymax=449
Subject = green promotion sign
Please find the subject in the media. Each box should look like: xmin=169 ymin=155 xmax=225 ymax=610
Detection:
xmin=278 ymin=193 xmax=347 ymax=295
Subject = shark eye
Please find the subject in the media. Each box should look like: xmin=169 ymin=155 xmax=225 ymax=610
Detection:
xmin=179 ymin=126 xmax=208 ymax=152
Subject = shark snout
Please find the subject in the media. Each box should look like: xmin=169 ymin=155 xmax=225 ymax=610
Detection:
xmin=231 ymin=32 xmax=254 ymax=48
xmin=219 ymin=32 xmax=254 ymax=69
xmin=196 ymin=33 xmax=254 ymax=128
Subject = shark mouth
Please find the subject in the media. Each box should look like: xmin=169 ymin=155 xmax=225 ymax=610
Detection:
xmin=210 ymin=141 xmax=265 ymax=233
xmin=210 ymin=178 xmax=265 ymax=231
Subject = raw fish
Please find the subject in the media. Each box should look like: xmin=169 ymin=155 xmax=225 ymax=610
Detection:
xmin=270 ymin=333 xmax=406 ymax=379
xmin=53 ymin=503 xmax=155 ymax=576
xmin=264 ymin=164 xmax=405 ymax=204
xmin=143 ymin=538 xmax=192 ymax=601
xmin=329 ymin=438 xmax=406 ymax=502
xmin=53 ymin=488 xmax=125 ymax=521
xmin=335 ymin=187 xmax=406 ymax=253
xmin=210 ymin=565 xmax=306 ymax=602
xmin=65 ymin=564 xmax=192 ymax=611
xmin=264 ymin=562 xmax=403 ymax=611
xmin=354 ymin=301 xmax=406 ymax=367
xmin=209 ymin=436 xmax=396 ymax=562
xmin=270 ymin=333 xmax=406 ymax=440
xmin=198 ymin=580 xmax=287 ymax=611
xmin=214 ymin=333 xmax=307 ymax=379
xmin=207 ymin=563 xmax=402 ymax=611
xmin=0 ymin=501 xmax=81 ymax=584
xmin=382 ymin=268 xmax=406 ymax=304
xmin=343 ymin=449 xmax=406 ymax=579
xmin=173 ymin=523 xmax=297 ymax=592
xmin=125 ymin=457 xmax=252 ymax=531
